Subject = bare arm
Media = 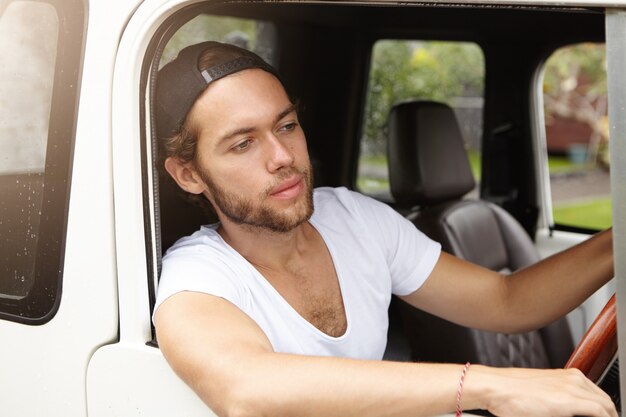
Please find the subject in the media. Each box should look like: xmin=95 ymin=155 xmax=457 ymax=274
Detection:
xmin=154 ymin=291 xmax=615 ymax=417
xmin=403 ymin=229 xmax=613 ymax=334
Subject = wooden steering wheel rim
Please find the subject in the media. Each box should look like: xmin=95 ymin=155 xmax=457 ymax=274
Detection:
xmin=565 ymin=294 xmax=618 ymax=383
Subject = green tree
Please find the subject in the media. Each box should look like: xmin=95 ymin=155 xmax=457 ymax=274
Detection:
xmin=362 ymin=40 xmax=484 ymax=156
xmin=161 ymin=15 xmax=259 ymax=66
xmin=543 ymin=43 xmax=608 ymax=167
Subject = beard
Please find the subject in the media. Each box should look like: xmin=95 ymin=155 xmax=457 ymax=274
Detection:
xmin=197 ymin=164 xmax=314 ymax=233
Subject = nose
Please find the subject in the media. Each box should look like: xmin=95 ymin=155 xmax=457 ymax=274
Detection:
xmin=266 ymin=134 xmax=295 ymax=172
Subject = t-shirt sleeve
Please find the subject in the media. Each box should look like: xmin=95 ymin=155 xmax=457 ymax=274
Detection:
xmin=153 ymin=242 xmax=246 ymax=320
xmin=348 ymin=190 xmax=441 ymax=296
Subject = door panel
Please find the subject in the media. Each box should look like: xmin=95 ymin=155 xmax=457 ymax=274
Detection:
xmin=88 ymin=344 xmax=215 ymax=416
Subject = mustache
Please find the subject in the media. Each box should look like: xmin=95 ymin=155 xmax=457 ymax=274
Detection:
xmin=262 ymin=166 xmax=311 ymax=198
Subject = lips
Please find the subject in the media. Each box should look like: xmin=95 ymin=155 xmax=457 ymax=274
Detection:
xmin=269 ymin=175 xmax=304 ymax=199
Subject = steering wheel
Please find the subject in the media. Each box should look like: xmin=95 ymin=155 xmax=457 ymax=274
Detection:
xmin=565 ymin=293 xmax=620 ymax=411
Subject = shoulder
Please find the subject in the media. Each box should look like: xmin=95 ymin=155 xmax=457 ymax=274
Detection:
xmin=160 ymin=225 xmax=245 ymax=288
xmin=313 ymin=187 xmax=402 ymax=227
xmin=311 ymin=187 xmax=408 ymax=242
xmin=164 ymin=225 xmax=230 ymax=260
xmin=161 ymin=226 xmax=245 ymax=290
xmin=155 ymin=225 xmax=249 ymax=319
xmin=312 ymin=186 xmax=389 ymax=218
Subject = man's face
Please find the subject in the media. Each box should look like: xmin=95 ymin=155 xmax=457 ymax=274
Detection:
xmin=187 ymin=68 xmax=313 ymax=233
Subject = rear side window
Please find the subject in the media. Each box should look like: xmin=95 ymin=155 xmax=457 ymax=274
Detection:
xmin=542 ymin=43 xmax=610 ymax=231
xmin=0 ymin=0 xmax=84 ymax=323
xmin=357 ymin=40 xmax=485 ymax=199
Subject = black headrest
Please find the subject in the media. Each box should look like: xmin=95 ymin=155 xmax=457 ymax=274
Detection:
xmin=388 ymin=100 xmax=475 ymax=206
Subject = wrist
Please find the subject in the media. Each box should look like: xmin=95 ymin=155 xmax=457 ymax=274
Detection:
xmin=455 ymin=363 xmax=471 ymax=417
xmin=458 ymin=364 xmax=500 ymax=412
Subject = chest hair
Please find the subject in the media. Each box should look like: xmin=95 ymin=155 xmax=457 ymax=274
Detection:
xmin=256 ymin=254 xmax=347 ymax=337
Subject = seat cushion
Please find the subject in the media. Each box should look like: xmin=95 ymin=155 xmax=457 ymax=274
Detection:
xmin=414 ymin=199 xmax=539 ymax=270
xmin=401 ymin=199 xmax=574 ymax=368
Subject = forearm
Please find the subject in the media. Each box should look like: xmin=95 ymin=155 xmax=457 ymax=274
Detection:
xmin=192 ymin=353 xmax=615 ymax=417
xmin=503 ymin=228 xmax=613 ymax=332
xmin=195 ymin=353 xmax=470 ymax=417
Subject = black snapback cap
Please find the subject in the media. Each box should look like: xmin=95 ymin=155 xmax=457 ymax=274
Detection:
xmin=155 ymin=41 xmax=280 ymax=142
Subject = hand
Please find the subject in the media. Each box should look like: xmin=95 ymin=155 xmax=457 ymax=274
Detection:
xmin=470 ymin=366 xmax=618 ymax=417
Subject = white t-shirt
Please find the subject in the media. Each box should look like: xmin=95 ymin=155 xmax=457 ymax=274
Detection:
xmin=155 ymin=187 xmax=441 ymax=360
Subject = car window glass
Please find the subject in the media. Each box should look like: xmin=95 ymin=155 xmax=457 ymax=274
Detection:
xmin=0 ymin=1 xmax=58 ymax=300
xmin=357 ymin=40 xmax=485 ymax=199
xmin=542 ymin=43 xmax=611 ymax=231
xmin=160 ymin=14 xmax=277 ymax=68
xmin=0 ymin=0 xmax=82 ymax=323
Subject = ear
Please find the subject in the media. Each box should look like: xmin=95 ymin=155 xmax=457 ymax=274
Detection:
xmin=164 ymin=157 xmax=207 ymax=195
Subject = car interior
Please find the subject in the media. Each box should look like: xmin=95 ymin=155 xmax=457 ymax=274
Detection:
xmin=146 ymin=1 xmax=606 ymax=368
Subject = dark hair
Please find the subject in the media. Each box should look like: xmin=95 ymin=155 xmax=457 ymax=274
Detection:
xmin=162 ymin=124 xmax=213 ymax=215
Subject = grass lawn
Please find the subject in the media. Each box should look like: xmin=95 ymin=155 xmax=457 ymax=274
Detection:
xmin=553 ymin=197 xmax=612 ymax=230
xmin=467 ymin=150 xmax=481 ymax=181
xmin=357 ymin=177 xmax=389 ymax=193
xmin=548 ymin=156 xmax=611 ymax=230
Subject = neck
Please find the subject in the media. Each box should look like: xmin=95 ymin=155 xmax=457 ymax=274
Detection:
xmin=217 ymin=219 xmax=314 ymax=271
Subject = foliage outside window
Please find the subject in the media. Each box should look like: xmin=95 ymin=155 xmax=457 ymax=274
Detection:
xmin=543 ymin=43 xmax=611 ymax=230
xmin=161 ymin=15 xmax=276 ymax=68
xmin=358 ymin=40 xmax=485 ymax=197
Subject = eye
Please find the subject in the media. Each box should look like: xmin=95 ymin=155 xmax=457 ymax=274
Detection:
xmin=278 ymin=122 xmax=298 ymax=133
xmin=232 ymin=139 xmax=253 ymax=152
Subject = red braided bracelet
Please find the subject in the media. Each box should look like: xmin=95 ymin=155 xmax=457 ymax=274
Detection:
xmin=455 ymin=362 xmax=471 ymax=417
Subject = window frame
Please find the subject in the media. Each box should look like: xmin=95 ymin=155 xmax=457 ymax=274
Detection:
xmin=0 ymin=0 xmax=85 ymax=324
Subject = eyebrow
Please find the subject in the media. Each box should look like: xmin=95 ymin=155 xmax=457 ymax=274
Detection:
xmin=216 ymin=102 xmax=300 ymax=146
xmin=275 ymin=102 xmax=300 ymax=125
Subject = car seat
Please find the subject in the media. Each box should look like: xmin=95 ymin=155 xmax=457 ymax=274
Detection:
xmin=387 ymin=100 xmax=573 ymax=368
